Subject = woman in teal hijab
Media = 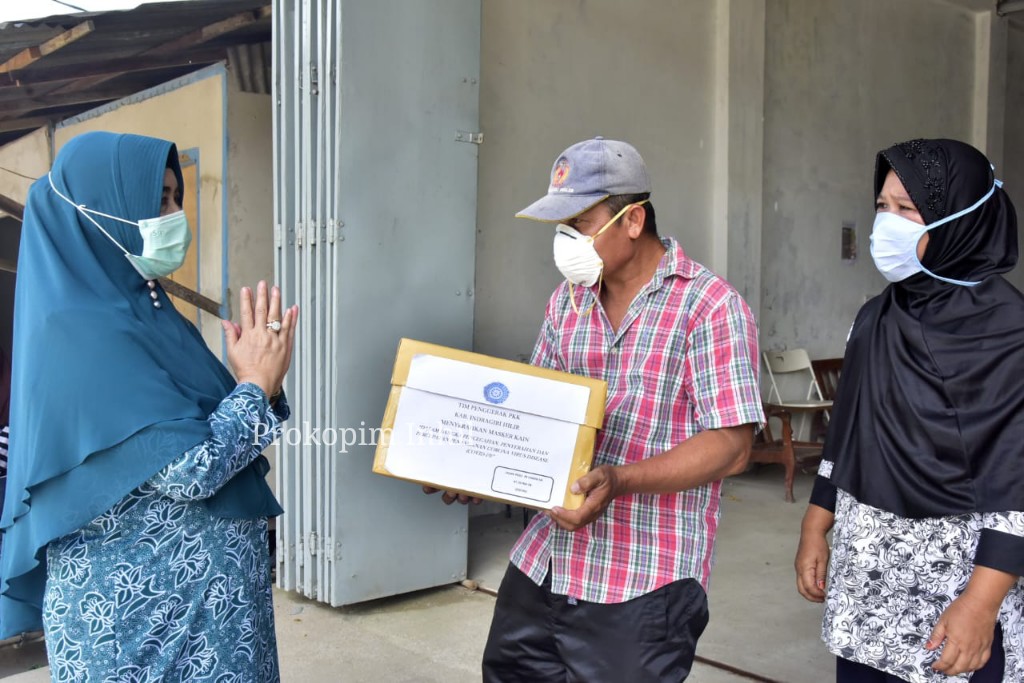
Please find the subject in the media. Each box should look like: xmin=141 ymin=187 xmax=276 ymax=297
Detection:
xmin=0 ymin=131 xmax=297 ymax=680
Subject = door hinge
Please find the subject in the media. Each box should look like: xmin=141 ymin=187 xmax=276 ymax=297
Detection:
xmin=455 ymin=130 xmax=483 ymax=145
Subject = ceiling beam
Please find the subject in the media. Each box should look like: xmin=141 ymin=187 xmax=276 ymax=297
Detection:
xmin=151 ymin=5 xmax=270 ymax=55
xmin=0 ymin=49 xmax=227 ymax=89
xmin=0 ymin=100 xmax=108 ymax=132
xmin=0 ymin=86 xmax=139 ymax=116
xmin=57 ymin=6 xmax=270 ymax=94
xmin=0 ymin=21 xmax=95 ymax=75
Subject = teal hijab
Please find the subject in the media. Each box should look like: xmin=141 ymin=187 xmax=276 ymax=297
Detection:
xmin=0 ymin=131 xmax=281 ymax=638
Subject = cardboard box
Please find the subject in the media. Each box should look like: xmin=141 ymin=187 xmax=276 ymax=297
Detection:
xmin=373 ymin=339 xmax=607 ymax=510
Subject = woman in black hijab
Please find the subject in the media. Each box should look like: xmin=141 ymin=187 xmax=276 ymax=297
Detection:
xmin=795 ymin=139 xmax=1024 ymax=683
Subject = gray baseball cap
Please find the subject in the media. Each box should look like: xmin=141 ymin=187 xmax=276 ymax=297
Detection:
xmin=516 ymin=136 xmax=652 ymax=223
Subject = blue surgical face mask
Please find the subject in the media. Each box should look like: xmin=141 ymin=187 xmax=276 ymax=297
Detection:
xmin=48 ymin=172 xmax=192 ymax=280
xmin=869 ymin=177 xmax=1002 ymax=287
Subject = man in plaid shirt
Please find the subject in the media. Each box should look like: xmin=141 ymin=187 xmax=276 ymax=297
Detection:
xmin=480 ymin=137 xmax=764 ymax=681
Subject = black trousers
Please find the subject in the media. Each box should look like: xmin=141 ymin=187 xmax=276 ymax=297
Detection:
xmin=836 ymin=624 xmax=1005 ymax=683
xmin=482 ymin=563 xmax=709 ymax=683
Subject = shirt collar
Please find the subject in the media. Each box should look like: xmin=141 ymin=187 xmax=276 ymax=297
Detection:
xmin=570 ymin=236 xmax=700 ymax=305
xmin=652 ymin=236 xmax=701 ymax=288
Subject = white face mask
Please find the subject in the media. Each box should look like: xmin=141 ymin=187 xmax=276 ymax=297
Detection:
xmin=868 ymin=212 xmax=929 ymax=283
xmin=552 ymin=201 xmax=646 ymax=287
xmin=869 ymin=177 xmax=1001 ymax=287
xmin=553 ymin=224 xmax=604 ymax=287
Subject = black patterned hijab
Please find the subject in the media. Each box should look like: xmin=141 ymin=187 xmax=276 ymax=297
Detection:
xmin=823 ymin=139 xmax=1024 ymax=517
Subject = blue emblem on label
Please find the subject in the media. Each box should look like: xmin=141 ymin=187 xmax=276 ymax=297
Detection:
xmin=483 ymin=382 xmax=510 ymax=405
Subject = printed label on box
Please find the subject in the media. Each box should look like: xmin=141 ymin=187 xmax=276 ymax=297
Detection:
xmin=384 ymin=387 xmax=578 ymax=509
xmin=490 ymin=466 xmax=555 ymax=503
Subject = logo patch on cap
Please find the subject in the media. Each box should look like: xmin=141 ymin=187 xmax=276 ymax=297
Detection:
xmin=551 ymin=158 xmax=570 ymax=188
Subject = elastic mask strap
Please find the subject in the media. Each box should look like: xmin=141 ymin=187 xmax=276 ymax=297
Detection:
xmin=568 ymin=274 xmax=602 ymax=317
xmin=48 ymin=172 xmax=134 ymax=257
xmin=919 ymin=266 xmax=981 ymax=288
xmin=925 ymin=178 xmax=1000 ymax=231
xmin=917 ymin=176 xmax=1002 ymax=288
xmin=592 ymin=199 xmax=650 ymax=241
xmin=567 ymin=199 xmax=647 ymax=311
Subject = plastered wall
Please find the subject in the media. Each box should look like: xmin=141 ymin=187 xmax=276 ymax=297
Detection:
xmin=760 ymin=0 xmax=978 ymax=359
xmin=225 ymin=86 xmax=275 ymax=490
xmin=55 ymin=69 xmax=227 ymax=352
xmin=226 ymin=88 xmax=274 ymax=316
xmin=0 ymin=126 xmax=50 ymax=209
xmin=1003 ymin=19 xmax=1024 ymax=292
xmin=473 ymin=0 xmax=718 ymax=362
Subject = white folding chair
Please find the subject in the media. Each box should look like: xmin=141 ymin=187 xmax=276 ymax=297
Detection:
xmin=762 ymin=349 xmax=832 ymax=411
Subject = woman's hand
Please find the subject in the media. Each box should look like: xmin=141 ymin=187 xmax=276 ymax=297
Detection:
xmin=222 ymin=280 xmax=298 ymax=399
xmin=795 ymin=504 xmax=834 ymax=602
xmin=927 ymin=594 xmax=998 ymax=676
xmin=927 ymin=566 xmax=1015 ymax=676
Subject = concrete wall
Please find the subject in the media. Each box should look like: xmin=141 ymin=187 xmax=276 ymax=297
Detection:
xmin=225 ymin=86 xmax=274 ymax=490
xmin=720 ymin=0 xmax=767 ymax=320
xmin=474 ymin=0 xmax=718 ymax=362
xmin=55 ymin=67 xmax=228 ymax=352
xmin=226 ymin=88 xmax=274 ymax=317
xmin=760 ymin=0 xmax=978 ymax=360
xmin=466 ymin=0 xmax=1017 ymax=508
xmin=1004 ymin=18 xmax=1024 ymax=292
xmin=473 ymin=0 xmax=1012 ymax=384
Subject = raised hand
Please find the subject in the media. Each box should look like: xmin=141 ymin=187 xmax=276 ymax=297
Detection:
xmin=222 ymin=280 xmax=298 ymax=399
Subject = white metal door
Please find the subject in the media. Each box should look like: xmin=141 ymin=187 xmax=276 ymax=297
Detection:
xmin=273 ymin=0 xmax=480 ymax=605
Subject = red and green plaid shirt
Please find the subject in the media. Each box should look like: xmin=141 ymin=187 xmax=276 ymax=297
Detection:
xmin=510 ymin=237 xmax=764 ymax=603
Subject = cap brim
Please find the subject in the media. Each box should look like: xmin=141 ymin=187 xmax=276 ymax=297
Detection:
xmin=515 ymin=193 xmax=608 ymax=223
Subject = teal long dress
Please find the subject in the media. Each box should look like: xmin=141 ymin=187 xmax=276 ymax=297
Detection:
xmin=42 ymin=383 xmax=285 ymax=683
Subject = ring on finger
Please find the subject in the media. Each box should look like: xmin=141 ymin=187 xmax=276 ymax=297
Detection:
xmin=266 ymin=320 xmax=282 ymax=332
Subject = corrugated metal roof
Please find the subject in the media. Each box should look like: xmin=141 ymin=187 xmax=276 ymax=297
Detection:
xmin=0 ymin=0 xmax=270 ymax=146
